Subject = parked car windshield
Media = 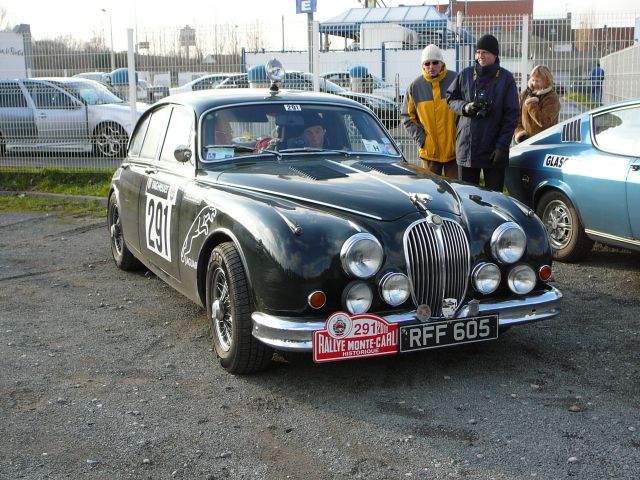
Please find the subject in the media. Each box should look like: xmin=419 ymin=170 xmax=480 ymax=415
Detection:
xmin=201 ymin=103 xmax=399 ymax=163
xmin=52 ymin=80 xmax=124 ymax=105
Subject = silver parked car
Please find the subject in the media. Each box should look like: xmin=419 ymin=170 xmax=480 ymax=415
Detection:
xmin=0 ymin=77 xmax=146 ymax=157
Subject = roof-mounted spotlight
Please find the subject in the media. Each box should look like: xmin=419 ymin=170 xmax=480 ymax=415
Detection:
xmin=266 ymin=58 xmax=285 ymax=96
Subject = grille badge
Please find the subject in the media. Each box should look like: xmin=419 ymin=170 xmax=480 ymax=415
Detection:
xmin=442 ymin=298 xmax=458 ymax=318
xmin=416 ymin=304 xmax=431 ymax=322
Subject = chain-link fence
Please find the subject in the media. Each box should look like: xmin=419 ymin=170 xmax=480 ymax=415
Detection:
xmin=1 ymin=11 xmax=638 ymax=170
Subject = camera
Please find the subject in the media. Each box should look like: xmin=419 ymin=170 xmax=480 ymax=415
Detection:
xmin=474 ymin=90 xmax=492 ymax=118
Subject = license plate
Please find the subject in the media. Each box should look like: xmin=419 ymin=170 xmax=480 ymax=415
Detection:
xmin=399 ymin=315 xmax=498 ymax=352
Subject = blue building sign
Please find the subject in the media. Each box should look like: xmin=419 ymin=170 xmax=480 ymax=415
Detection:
xmin=296 ymin=0 xmax=317 ymax=14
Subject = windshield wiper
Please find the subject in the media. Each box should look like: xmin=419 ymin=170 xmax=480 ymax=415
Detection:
xmin=204 ymin=144 xmax=283 ymax=160
xmin=278 ymin=147 xmax=352 ymax=156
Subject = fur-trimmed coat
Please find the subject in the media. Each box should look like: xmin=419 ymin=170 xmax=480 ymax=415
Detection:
xmin=514 ymin=86 xmax=560 ymax=143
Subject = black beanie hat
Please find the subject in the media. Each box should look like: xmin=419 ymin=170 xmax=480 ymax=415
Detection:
xmin=476 ymin=34 xmax=500 ymax=56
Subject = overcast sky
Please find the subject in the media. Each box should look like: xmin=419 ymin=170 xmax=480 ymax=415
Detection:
xmin=2 ymin=0 xmax=637 ymax=49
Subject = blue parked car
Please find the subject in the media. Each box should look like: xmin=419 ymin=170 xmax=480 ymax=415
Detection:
xmin=506 ymin=99 xmax=640 ymax=261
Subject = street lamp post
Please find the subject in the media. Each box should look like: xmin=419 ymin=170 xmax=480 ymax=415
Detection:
xmin=102 ymin=8 xmax=115 ymax=71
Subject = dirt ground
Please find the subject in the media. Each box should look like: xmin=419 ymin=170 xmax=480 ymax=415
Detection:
xmin=1 ymin=211 xmax=639 ymax=479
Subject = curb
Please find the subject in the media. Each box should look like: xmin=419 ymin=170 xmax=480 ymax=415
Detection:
xmin=0 ymin=190 xmax=108 ymax=207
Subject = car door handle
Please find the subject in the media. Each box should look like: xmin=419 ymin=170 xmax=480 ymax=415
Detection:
xmin=145 ymin=168 xmax=158 ymax=174
xmin=632 ymin=165 xmax=640 ymax=172
xmin=38 ymin=112 xmax=47 ymax=118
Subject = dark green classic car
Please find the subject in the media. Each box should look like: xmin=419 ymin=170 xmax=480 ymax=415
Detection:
xmin=108 ymin=64 xmax=562 ymax=374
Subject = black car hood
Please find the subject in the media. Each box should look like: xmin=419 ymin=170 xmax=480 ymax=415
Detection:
xmin=211 ymin=157 xmax=461 ymax=221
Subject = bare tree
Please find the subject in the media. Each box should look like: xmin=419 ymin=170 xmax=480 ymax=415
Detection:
xmin=0 ymin=5 xmax=13 ymax=31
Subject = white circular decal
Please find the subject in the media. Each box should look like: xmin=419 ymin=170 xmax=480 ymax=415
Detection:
xmin=327 ymin=312 xmax=353 ymax=339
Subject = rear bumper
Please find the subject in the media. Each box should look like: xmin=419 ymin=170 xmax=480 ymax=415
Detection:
xmin=252 ymin=286 xmax=563 ymax=352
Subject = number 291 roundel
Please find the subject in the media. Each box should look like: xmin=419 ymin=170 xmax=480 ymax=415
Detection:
xmin=145 ymin=178 xmax=177 ymax=261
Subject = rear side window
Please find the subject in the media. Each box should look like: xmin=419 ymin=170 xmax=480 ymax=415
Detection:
xmin=592 ymin=106 xmax=640 ymax=157
xmin=160 ymin=107 xmax=194 ymax=164
xmin=128 ymin=114 xmax=151 ymax=157
xmin=139 ymin=106 xmax=172 ymax=160
xmin=0 ymin=82 xmax=27 ymax=108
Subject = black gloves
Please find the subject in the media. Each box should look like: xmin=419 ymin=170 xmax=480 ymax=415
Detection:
xmin=489 ymin=149 xmax=509 ymax=167
xmin=463 ymin=102 xmax=481 ymax=117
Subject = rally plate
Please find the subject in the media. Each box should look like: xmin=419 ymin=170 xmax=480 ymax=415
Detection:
xmin=399 ymin=315 xmax=499 ymax=352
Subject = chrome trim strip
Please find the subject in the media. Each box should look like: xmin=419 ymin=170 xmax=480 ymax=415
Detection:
xmin=584 ymin=229 xmax=640 ymax=247
xmin=215 ymin=181 xmax=383 ymax=220
xmin=251 ymin=286 xmax=562 ymax=351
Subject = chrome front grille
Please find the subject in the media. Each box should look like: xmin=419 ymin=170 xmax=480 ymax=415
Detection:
xmin=403 ymin=218 xmax=471 ymax=317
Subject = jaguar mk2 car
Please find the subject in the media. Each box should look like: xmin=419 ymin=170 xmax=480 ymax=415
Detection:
xmin=506 ymin=99 xmax=640 ymax=261
xmin=108 ymin=70 xmax=562 ymax=374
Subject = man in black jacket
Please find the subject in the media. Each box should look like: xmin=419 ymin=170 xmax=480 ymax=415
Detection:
xmin=446 ymin=34 xmax=519 ymax=192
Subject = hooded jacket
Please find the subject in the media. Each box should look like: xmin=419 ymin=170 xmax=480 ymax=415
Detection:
xmin=401 ymin=67 xmax=458 ymax=163
xmin=514 ymin=86 xmax=560 ymax=143
xmin=446 ymin=60 xmax=520 ymax=168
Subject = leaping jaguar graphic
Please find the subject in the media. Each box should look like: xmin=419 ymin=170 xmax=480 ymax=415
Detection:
xmin=181 ymin=206 xmax=218 ymax=267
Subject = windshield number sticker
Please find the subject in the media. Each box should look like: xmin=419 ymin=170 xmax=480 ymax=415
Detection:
xmin=284 ymin=104 xmax=302 ymax=111
xmin=206 ymin=148 xmax=234 ymax=160
xmin=362 ymin=139 xmax=383 ymax=153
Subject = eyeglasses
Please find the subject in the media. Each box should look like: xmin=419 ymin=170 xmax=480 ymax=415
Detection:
xmin=423 ymin=61 xmax=440 ymax=66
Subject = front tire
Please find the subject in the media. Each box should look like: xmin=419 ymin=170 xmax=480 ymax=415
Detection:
xmin=94 ymin=123 xmax=128 ymax=158
xmin=536 ymin=191 xmax=593 ymax=262
xmin=107 ymin=193 xmax=142 ymax=271
xmin=206 ymin=243 xmax=273 ymax=374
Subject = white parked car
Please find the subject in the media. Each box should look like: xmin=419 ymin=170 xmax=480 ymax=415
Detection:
xmin=169 ymin=73 xmax=248 ymax=95
xmin=0 ymin=77 xmax=146 ymax=157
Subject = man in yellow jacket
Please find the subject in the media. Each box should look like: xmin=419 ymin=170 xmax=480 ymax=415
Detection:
xmin=401 ymin=44 xmax=458 ymax=178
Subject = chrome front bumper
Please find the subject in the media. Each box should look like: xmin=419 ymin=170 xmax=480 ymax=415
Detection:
xmin=252 ymin=286 xmax=563 ymax=352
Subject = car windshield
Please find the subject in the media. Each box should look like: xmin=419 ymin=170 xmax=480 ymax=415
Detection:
xmin=201 ymin=103 xmax=399 ymax=163
xmin=55 ymin=81 xmax=124 ymax=105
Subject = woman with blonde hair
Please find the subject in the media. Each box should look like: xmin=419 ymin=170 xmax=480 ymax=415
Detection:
xmin=514 ymin=65 xmax=560 ymax=143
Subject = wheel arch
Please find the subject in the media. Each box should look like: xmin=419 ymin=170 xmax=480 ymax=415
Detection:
xmin=532 ymin=181 xmax=587 ymax=226
xmin=196 ymin=228 xmax=252 ymax=307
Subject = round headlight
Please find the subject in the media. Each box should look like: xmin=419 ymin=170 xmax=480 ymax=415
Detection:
xmin=342 ymin=281 xmax=373 ymax=314
xmin=472 ymin=262 xmax=501 ymax=294
xmin=340 ymin=233 xmax=384 ymax=279
xmin=491 ymin=222 xmax=526 ymax=264
xmin=379 ymin=272 xmax=411 ymax=306
xmin=507 ymin=264 xmax=537 ymax=295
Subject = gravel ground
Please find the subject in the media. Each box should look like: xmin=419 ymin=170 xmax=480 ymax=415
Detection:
xmin=1 ymin=211 xmax=639 ymax=480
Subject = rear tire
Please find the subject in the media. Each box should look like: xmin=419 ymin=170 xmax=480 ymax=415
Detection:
xmin=206 ymin=243 xmax=273 ymax=374
xmin=536 ymin=191 xmax=593 ymax=262
xmin=107 ymin=193 xmax=143 ymax=271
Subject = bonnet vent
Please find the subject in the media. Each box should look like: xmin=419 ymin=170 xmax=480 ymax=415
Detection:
xmin=355 ymin=161 xmax=416 ymax=176
xmin=288 ymin=164 xmax=349 ymax=181
xmin=561 ymin=119 xmax=582 ymax=143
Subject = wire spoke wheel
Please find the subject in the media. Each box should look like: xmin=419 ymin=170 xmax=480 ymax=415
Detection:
xmin=107 ymin=193 xmax=142 ymax=270
xmin=206 ymin=243 xmax=273 ymax=374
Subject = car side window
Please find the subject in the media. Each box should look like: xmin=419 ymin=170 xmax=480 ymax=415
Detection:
xmin=160 ymin=107 xmax=194 ymax=165
xmin=139 ymin=106 xmax=172 ymax=160
xmin=592 ymin=106 xmax=640 ymax=157
xmin=128 ymin=114 xmax=151 ymax=157
xmin=24 ymin=82 xmax=78 ymax=109
xmin=0 ymin=82 xmax=28 ymax=108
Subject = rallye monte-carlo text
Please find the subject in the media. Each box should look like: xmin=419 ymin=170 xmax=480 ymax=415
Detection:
xmin=108 ymin=61 xmax=562 ymax=373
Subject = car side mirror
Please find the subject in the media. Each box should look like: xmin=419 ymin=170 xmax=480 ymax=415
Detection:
xmin=174 ymin=145 xmax=192 ymax=163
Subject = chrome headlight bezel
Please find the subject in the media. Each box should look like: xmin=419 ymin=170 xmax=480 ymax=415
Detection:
xmin=340 ymin=233 xmax=384 ymax=279
xmin=491 ymin=222 xmax=526 ymax=264
xmin=379 ymin=272 xmax=411 ymax=306
xmin=507 ymin=264 xmax=537 ymax=295
xmin=472 ymin=262 xmax=501 ymax=294
xmin=342 ymin=281 xmax=373 ymax=314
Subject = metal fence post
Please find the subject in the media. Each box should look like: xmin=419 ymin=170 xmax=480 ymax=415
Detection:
xmin=312 ymin=21 xmax=320 ymax=92
xmin=521 ymin=15 xmax=529 ymax=91
xmin=127 ymin=29 xmax=137 ymax=128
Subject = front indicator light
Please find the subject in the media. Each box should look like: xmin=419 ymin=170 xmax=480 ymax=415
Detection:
xmin=342 ymin=281 xmax=373 ymax=314
xmin=508 ymin=265 xmax=536 ymax=295
xmin=472 ymin=262 xmax=501 ymax=294
xmin=308 ymin=291 xmax=326 ymax=309
xmin=539 ymin=265 xmax=552 ymax=281
xmin=379 ymin=272 xmax=411 ymax=306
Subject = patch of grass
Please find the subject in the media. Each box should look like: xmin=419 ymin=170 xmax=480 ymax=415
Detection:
xmin=0 ymin=168 xmax=113 ymax=197
xmin=0 ymin=194 xmax=106 ymax=218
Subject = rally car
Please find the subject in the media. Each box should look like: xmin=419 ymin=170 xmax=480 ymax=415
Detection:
xmin=108 ymin=61 xmax=562 ymax=373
